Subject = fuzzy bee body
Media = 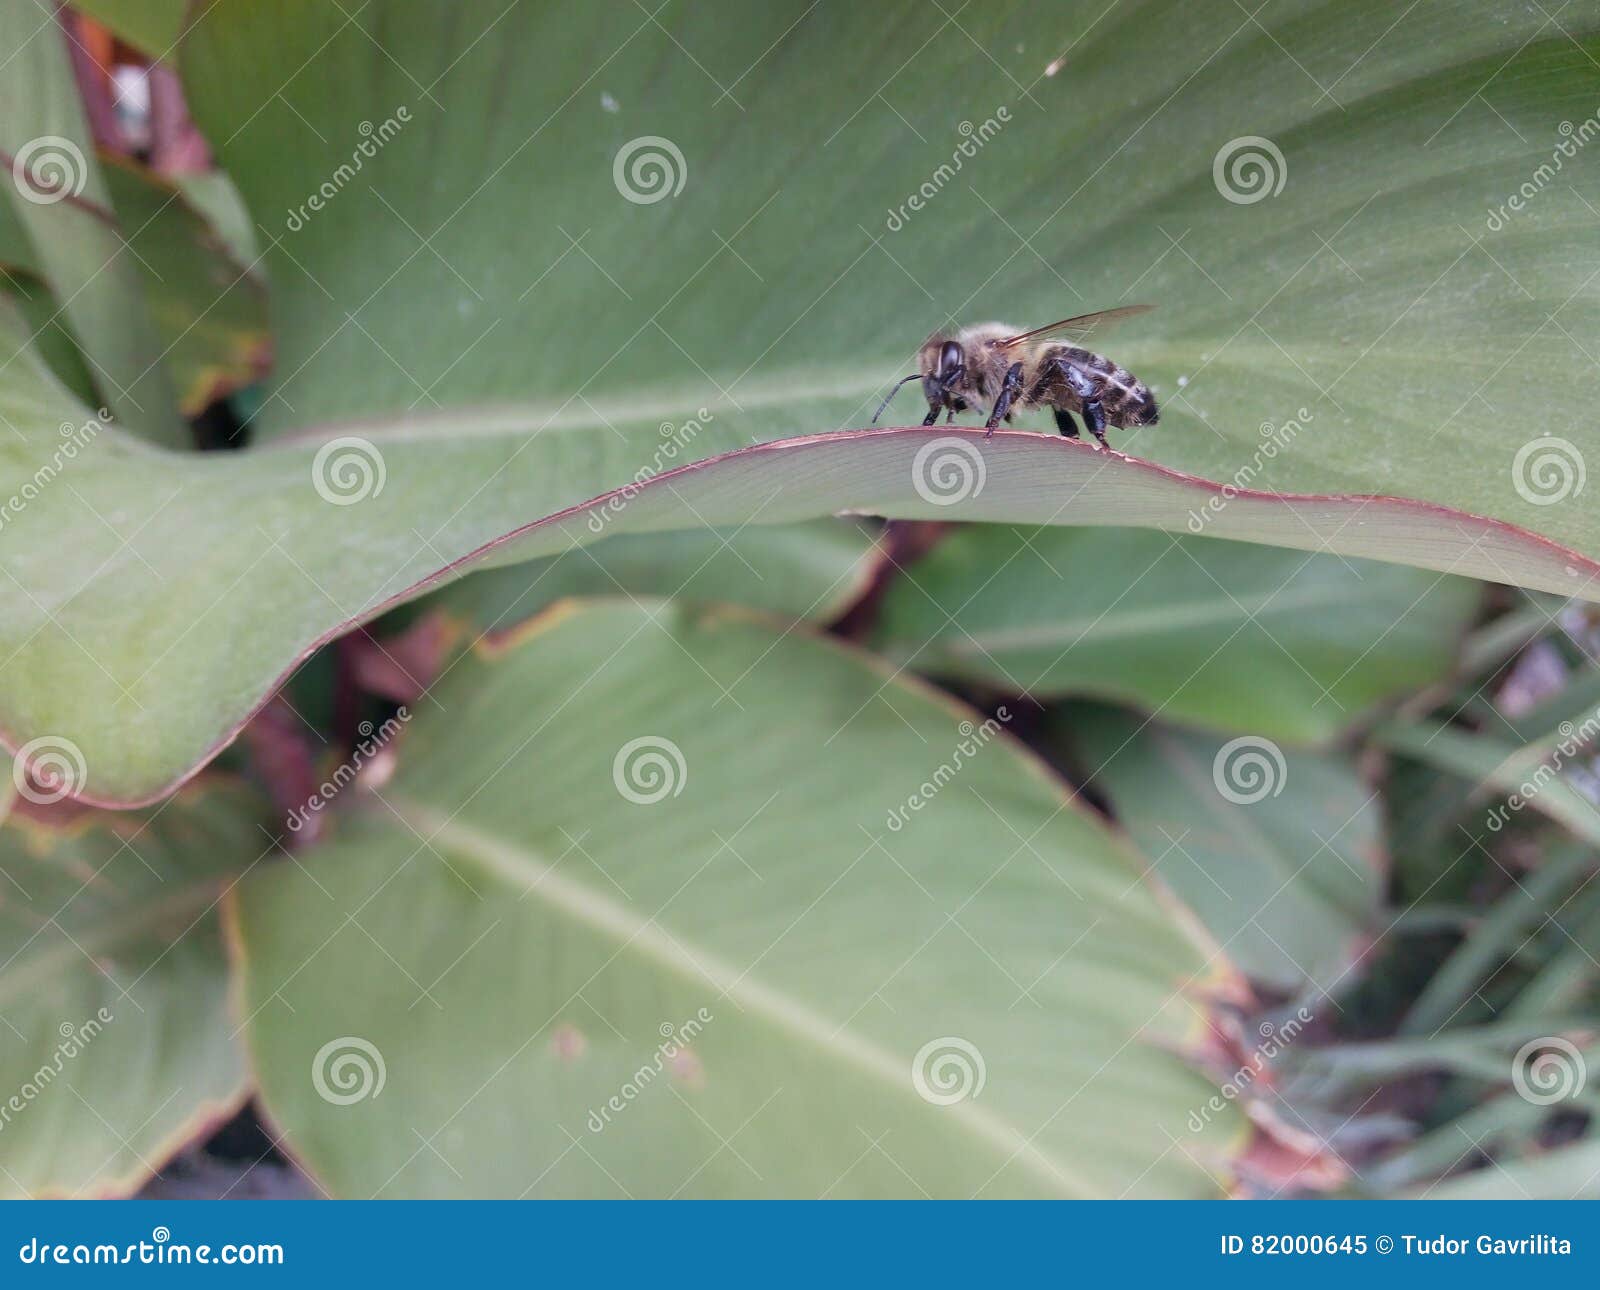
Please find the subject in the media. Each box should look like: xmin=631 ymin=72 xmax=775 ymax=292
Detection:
xmin=876 ymin=307 xmax=1159 ymax=449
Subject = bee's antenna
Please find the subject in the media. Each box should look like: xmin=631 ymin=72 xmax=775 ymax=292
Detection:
xmin=871 ymin=374 xmax=922 ymax=424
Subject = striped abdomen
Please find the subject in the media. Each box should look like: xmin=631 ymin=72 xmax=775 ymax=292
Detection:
xmin=1031 ymin=344 xmax=1159 ymax=428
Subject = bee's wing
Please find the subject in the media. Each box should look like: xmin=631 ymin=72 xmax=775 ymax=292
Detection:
xmin=993 ymin=305 xmax=1155 ymax=350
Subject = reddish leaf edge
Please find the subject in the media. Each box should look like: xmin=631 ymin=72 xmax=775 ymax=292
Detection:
xmin=13 ymin=425 xmax=1598 ymax=810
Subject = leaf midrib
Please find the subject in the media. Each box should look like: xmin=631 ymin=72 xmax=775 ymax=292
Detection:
xmin=925 ymin=579 xmax=1360 ymax=658
xmin=385 ymin=795 xmax=1093 ymax=1198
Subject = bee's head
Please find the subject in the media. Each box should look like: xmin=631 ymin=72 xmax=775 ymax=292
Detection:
xmin=917 ymin=338 xmax=964 ymax=401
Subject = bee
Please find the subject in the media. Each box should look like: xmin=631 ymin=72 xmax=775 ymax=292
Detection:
xmin=872 ymin=305 xmax=1159 ymax=448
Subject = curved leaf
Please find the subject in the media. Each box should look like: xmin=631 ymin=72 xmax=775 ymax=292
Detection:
xmin=232 ymin=600 xmax=1243 ymax=1198
xmin=0 ymin=780 xmax=259 ymax=1197
xmin=1067 ymin=705 xmax=1382 ymax=993
xmin=177 ymin=0 xmax=1600 ymax=562
xmin=0 ymin=2 xmax=184 ymax=444
xmin=873 ymin=525 xmax=1480 ymax=742
xmin=3 ymin=300 xmax=1600 ymax=808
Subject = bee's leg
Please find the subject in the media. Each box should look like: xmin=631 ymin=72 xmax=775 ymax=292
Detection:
xmin=984 ymin=362 xmax=1025 ymax=436
xmin=1053 ymin=408 xmax=1080 ymax=439
xmin=1035 ymin=357 xmax=1105 ymax=447
xmin=1081 ymin=397 xmax=1110 ymax=450
xmin=924 ymin=364 xmax=966 ymax=426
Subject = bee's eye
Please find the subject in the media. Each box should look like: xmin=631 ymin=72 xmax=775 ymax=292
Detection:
xmin=939 ymin=341 xmax=963 ymax=376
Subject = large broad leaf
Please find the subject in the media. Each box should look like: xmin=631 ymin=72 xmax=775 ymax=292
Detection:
xmin=873 ymin=526 xmax=1479 ymax=742
xmin=14 ymin=0 xmax=1600 ymax=804
xmin=1066 ymin=705 xmax=1383 ymax=993
xmin=4 ymin=310 xmax=1598 ymax=809
xmin=434 ymin=519 xmax=879 ymax=632
xmin=176 ymin=0 xmax=1600 ymax=547
xmin=0 ymin=155 xmax=267 ymax=417
xmin=0 ymin=780 xmax=258 ymax=1197
xmin=0 ymin=1 xmax=185 ymax=444
xmin=231 ymin=600 xmax=1243 ymax=1198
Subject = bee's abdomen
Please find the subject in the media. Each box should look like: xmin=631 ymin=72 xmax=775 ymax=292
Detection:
xmin=1038 ymin=345 xmax=1159 ymax=428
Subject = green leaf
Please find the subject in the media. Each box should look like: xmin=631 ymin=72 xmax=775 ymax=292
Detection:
xmin=0 ymin=1 xmax=185 ymax=445
xmin=100 ymin=158 xmax=270 ymax=416
xmin=69 ymin=0 xmax=190 ymax=61
xmin=177 ymin=1 xmax=1600 ymax=559
xmin=2 ymin=305 xmax=1595 ymax=808
xmin=0 ymin=780 xmax=259 ymax=1197
xmin=1414 ymin=1135 xmax=1600 ymax=1200
xmin=1375 ymin=718 xmax=1600 ymax=847
xmin=873 ymin=526 xmax=1479 ymax=742
xmin=1065 ymin=706 xmax=1382 ymax=993
xmin=432 ymin=519 xmax=879 ymax=632
xmin=233 ymin=601 xmax=1241 ymax=1198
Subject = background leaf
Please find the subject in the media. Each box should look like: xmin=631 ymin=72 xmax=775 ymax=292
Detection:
xmin=874 ymin=526 xmax=1480 ymax=742
xmin=233 ymin=601 xmax=1242 ymax=1198
xmin=0 ymin=781 xmax=259 ymax=1198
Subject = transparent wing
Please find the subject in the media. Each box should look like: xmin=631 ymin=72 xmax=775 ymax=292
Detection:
xmin=994 ymin=305 xmax=1154 ymax=350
